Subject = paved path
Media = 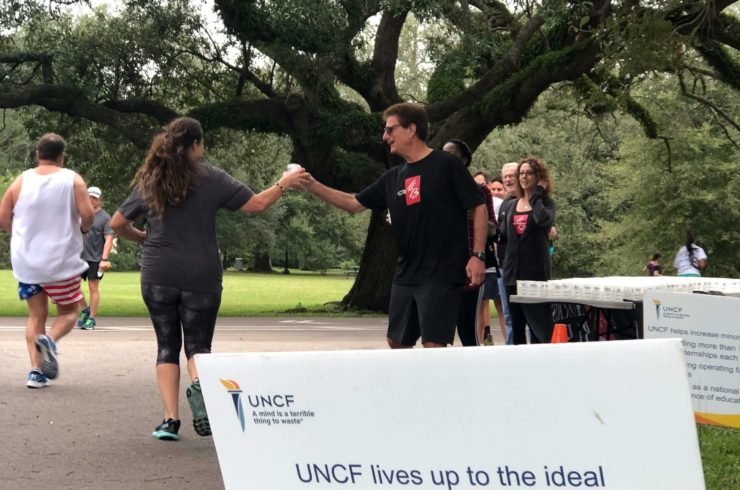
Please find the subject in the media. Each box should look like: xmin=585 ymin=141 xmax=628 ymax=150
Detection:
xmin=0 ymin=317 xmax=505 ymax=489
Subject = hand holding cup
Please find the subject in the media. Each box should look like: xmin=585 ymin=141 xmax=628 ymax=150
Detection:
xmin=280 ymin=163 xmax=313 ymax=191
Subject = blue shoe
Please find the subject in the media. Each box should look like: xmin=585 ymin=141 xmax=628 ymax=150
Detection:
xmin=34 ymin=335 xmax=59 ymax=380
xmin=77 ymin=307 xmax=90 ymax=327
xmin=26 ymin=369 xmax=49 ymax=389
xmin=80 ymin=317 xmax=96 ymax=330
xmin=152 ymin=418 xmax=181 ymax=441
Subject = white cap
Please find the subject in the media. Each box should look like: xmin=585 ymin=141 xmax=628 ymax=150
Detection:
xmin=88 ymin=186 xmax=102 ymax=198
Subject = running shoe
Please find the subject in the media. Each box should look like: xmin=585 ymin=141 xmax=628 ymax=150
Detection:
xmin=152 ymin=418 xmax=181 ymax=441
xmin=187 ymin=380 xmax=211 ymax=436
xmin=34 ymin=335 xmax=59 ymax=379
xmin=77 ymin=306 xmax=90 ymax=327
xmin=26 ymin=369 xmax=49 ymax=389
xmin=81 ymin=317 xmax=96 ymax=330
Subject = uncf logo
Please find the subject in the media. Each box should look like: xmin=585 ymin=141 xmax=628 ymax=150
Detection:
xmin=652 ymin=299 xmax=661 ymax=319
xmin=221 ymin=379 xmax=246 ymax=432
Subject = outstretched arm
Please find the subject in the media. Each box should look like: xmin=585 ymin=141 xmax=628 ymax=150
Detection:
xmin=240 ymin=168 xmax=312 ymax=213
xmin=306 ymin=178 xmax=367 ymax=214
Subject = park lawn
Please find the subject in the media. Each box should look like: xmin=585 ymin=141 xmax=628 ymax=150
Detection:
xmin=0 ymin=269 xmax=360 ymax=316
xmin=700 ymin=426 xmax=740 ymax=490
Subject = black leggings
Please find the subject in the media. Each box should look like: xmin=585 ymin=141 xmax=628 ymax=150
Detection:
xmin=456 ymin=288 xmax=480 ymax=346
xmin=141 ymin=283 xmax=222 ymax=365
xmin=506 ymin=284 xmax=552 ymax=345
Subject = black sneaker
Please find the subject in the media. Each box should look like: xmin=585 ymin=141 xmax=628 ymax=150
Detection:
xmin=187 ymin=380 xmax=211 ymax=436
xmin=152 ymin=418 xmax=181 ymax=441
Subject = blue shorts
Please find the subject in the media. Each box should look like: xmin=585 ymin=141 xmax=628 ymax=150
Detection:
xmin=18 ymin=282 xmax=44 ymax=301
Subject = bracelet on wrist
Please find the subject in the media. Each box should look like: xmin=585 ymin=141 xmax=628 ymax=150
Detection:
xmin=275 ymin=182 xmax=286 ymax=194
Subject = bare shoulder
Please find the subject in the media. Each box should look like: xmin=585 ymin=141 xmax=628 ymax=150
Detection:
xmin=7 ymin=173 xmax=23 ymax=197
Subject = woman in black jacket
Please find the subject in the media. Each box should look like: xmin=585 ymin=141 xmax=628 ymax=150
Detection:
xmin=501 ymin=157 xmax=556 ymax=344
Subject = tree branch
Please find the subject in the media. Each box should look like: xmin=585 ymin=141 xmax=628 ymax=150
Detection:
xmin=678 ymin=72 xmax=740 ymax=132
xmin=428 ymin=14 xmax=545 ymax=121
xmin=188 ymin=97 xmax=295 ymax=135
xmin=713 ymin=0 xmax=737 ymax=13
xmin=0 ymin=52 xmax=54 ymax=83
xmin=683 ymin=64 xmax=721 ymax=80
xmin=0 ymin=84 xmax=157 ymax=148
xmin=364 ymin=10 xmax=407 ymax=110
xmin=429 ymin=39 xmax=601 ymax=150
xmin=712 ymin=12 xmax=740 ymax=51
xmin=694 ymin=39 xmax=740 ymax=92
xmin=102 ymin=99 xmax=178 ymax=124
xmin=659 ymin=136 xmax=673 ymax=173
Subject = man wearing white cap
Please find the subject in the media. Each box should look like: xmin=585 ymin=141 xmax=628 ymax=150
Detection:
xmin=77 ymin=186 xmax=113 ymax=330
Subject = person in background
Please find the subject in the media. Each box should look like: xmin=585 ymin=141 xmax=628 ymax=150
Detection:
xmin=111 ymin=117 xmax=310 ymax=441
xmin=442 ymin=141 xmax=495 ymax=346
xmin=495 ymin=163 xmax=519 ymax=344
xmin=501 ymin=157 xmax=556 ymax=344
xmin=77 ymin=186 xmax=114 ymax=330
xmin=643 ymin=253 xmax=663 ymax=276
xmin=471 ymin=170 xmax=505 ymax=345
xmin=674 ymin=231 xmax=707 ymax=277
xmin=488 ymin=175 xmax=506 ymax=199
xmin=0 ymin=133 xmax=93 ymax=388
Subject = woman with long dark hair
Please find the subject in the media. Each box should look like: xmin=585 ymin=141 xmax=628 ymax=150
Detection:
xmin=501 ymin=156 xmax=556 ymax=344
xmin=111 ymin=117 xmax=310 ymax=441
xmin=674 ymin=230 xmax=707 ymax=277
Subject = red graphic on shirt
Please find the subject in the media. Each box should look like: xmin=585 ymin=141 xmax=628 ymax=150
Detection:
xmin=513 ymin=213 xmax=529 ymax=235
xmin=404 ymin=176 xmax=421 ymax=206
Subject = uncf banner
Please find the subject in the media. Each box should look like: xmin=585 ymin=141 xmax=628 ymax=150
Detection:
xmin=196 ymin=340 xmax=704 ymax=489
xmin=644 ymin=291 xmax=740 ymax=429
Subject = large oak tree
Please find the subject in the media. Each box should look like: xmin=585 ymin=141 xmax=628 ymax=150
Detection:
xmin=1 ymin=0 xmax=737 ymax=310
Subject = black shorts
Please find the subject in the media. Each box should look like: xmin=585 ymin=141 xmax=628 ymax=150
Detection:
xmin=387 ymin=282 xmax=463 ymax=346
xmin=81 ymin=261 xmax=103 ymax=282
xmin=481 ymin=272 xmax=500 ymax=300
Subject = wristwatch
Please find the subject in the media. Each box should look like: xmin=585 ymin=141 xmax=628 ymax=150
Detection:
xmin=471 ymin=251 xmax=486 ymax=262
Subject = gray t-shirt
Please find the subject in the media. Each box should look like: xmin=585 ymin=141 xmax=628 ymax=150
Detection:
xmin=118 ymin=163 xmax=254 ymax=293
xmin=81 ymin=209 xmax=113 ymax=262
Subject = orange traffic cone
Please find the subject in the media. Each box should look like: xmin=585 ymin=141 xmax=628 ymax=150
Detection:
xmin=551 ymin=323 xmax=569 ymax=343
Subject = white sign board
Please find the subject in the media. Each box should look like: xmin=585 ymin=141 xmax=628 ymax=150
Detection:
xmin=196 ymin=340 xmax=704 ymax=489
xmin=644 ymin=291 xmax=740 ymax=429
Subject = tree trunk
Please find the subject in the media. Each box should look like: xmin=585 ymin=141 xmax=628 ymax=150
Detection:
xmin=282 ymin=248 xmax=290 ymax=274
xmin=342 ymin=210 xmax=397 ymax=312
xmin=251 ymin=251 xmax=273 ymax=273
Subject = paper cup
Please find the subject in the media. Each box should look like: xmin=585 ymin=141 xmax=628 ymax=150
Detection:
xmin=286 ymin=163 xmax=301 ymax=173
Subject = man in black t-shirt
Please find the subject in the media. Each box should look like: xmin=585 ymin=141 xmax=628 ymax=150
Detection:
xmin=306 ymin=103 xmax=487 ymax=348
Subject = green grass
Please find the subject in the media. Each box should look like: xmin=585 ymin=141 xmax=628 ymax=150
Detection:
xmin=0 ymin=269 xmax=363 ymax=316
xmin=700 ymin=426 xmax=740 ymax=490
xmin=1 ymin=268 xmax=737 ymax=484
